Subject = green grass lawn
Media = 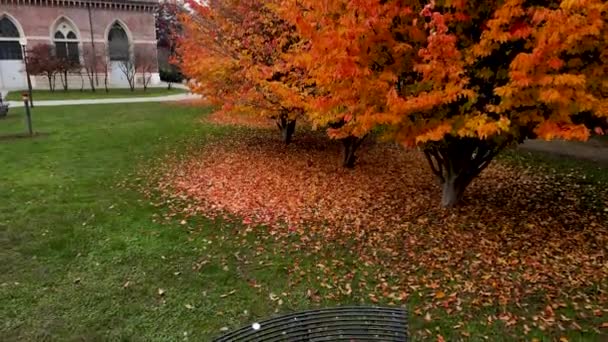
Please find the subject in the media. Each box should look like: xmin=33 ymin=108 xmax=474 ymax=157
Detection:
xmin=5 ymin=87 xmax=186 ymax=101
xmin=0 ymin=104 xmax=605 ymax=341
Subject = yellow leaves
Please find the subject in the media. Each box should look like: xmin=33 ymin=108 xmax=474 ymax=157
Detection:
xmin=494 ymin=86 xmax=514 ymax=98
xmin=392 ymin=42 xmax=413 ymax=54
xmin=455 ymin=114 xmax=511 ymax=139
xmin=556 ymin=74 xmax=587 ymax=88
xmin=560 ymin=0 xmax=589 ymax=11
xmin=416 ymin=123 xmax=453 ymax=144
xmin=539 ymin=89 xmax=564 ymax=104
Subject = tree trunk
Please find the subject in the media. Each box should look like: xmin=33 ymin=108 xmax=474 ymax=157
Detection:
xmin=167 ymin=82 xmax=172 ymax=90
xmin=62 ymin=71 xmax=68 ymax=91
xmin=341 ymin=135 xmax=366 ymax=168
xmin=88 ymin=75 xmax=96 ymax=92
xmin=276 ymin=114 xmax=296 ymax=144
xmin=423 ymin=137 xmax=508 ymax=208
xmin=440 ymin=173 xmax=470 ymax=207
xmin=47 ymin=75 xmax=54 ymax=92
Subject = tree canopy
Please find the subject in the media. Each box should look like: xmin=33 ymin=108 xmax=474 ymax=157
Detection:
xmin=179 ymin=0 xmax=608 ymax=206
xmin=179 ymin=0 xmax=308 ymax=143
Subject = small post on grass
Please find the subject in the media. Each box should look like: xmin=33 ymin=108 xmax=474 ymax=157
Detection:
xmin=19 ymin=38 xmax=34 ymax=108
xmin=22 ymin=93 xmax=33 ymax=136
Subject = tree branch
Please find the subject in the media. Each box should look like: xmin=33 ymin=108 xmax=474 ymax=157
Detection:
xmin=424 ymin=149 xmax=445 ymax=183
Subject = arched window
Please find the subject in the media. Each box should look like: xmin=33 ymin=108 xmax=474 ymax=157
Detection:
xmin=53 ymin=19 xmax=79 ymax=62
xmin=108 ymin=22 xmax=129 ymax=61
xmin=0 ymin=16 xmax=22 ymax=60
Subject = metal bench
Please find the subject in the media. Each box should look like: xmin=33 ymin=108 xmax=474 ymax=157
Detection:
xmin=214 ymin=306 xmax=408 ymax=342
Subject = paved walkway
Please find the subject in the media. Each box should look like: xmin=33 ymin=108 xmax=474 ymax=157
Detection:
xmin=5 ymin=92 xmax=200 ymax=108
xmin=520 ymin=136 xmax=608 ymax=164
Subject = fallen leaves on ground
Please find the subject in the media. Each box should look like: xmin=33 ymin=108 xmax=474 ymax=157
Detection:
xmin=147 ymin=128 xmax=608 ymax=335
xmin=202 ymin=110 xmax=277 ymax=129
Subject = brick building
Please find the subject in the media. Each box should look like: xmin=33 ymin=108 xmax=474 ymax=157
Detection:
xmin=0 ymin=0 xmax=160 ymax=90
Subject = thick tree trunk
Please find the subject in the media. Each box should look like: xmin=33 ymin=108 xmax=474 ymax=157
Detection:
xmin=341 ymin=135 xmax=366 ymax=168
xmin=424 ymin=137 xmax=508 ymax=207
xmin=440 ymin=173 xmax=471 ymax=207
xmin=276 ymin=114 xmax=297 ymax=145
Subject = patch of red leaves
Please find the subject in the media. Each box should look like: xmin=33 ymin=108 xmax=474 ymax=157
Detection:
xmin=202 ymin=110 xmax=276 ymax=129
xmin=154 ymin=129 xmax=608 ymax=334
xmin=167 ymin=99 xmax=209 ymax=107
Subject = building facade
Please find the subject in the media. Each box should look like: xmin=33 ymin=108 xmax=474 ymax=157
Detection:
xmin=0 ymin=0 xmax=159 ymax=90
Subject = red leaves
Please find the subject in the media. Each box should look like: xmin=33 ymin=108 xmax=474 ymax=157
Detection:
xmin=508 ymin=19 xmax=532 ymax=39
xmin=204 ymin=110 xmax=276 ymax=129
xmin=149 ymin=127 xmax=608 ymax=335
xmin=547 ymin=56 xmax=565 ymax=70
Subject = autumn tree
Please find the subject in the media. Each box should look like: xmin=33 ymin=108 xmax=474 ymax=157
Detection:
xmin=26 ymin=44 xmax=60 ymax=91
xmin=280 ymin=0 xmax=608 ymax=206
xmin=279 ymin=1 xmax=425 ymax=168
xmin=179 ymin=0 xmax=307 ymax=144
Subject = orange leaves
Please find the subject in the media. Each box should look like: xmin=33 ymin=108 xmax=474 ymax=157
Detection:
xmin=412 ymin=114 xmax=511 ymax=144
xmin=534 ymin=122 xmax=590 ymax=141
xmin=416 ymin=123 xmax=453 ymax=144
xmin=179 ymin=0 xmax=608 ymax=154
xmin=538 ymin=89 xmax=566 ymax=105
xmin=178 ymin=0 xmax=305 ymax=122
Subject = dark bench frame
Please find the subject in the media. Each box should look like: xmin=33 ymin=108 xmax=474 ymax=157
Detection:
xmin=214 ymin=306 xmax=408 ymax=341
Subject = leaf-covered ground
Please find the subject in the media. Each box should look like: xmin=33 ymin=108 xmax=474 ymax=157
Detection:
xmin=202 ymin=110 xmax=278 ymax=129
xmin=151 ymin=125 xmax=608 ymax=339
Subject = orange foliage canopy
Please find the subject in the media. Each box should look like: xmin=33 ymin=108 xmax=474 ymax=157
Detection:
xmin=178 ymin=0 xmax=608 ymax=205
xmin=178 ymin=0 xmax=306 ymax=120
xmin=278 ymin=0 xmax=608 ymax=144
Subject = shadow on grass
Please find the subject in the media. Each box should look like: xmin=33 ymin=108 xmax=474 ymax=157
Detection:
xmin=0 ymin=132 xmax=49 ymax=142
